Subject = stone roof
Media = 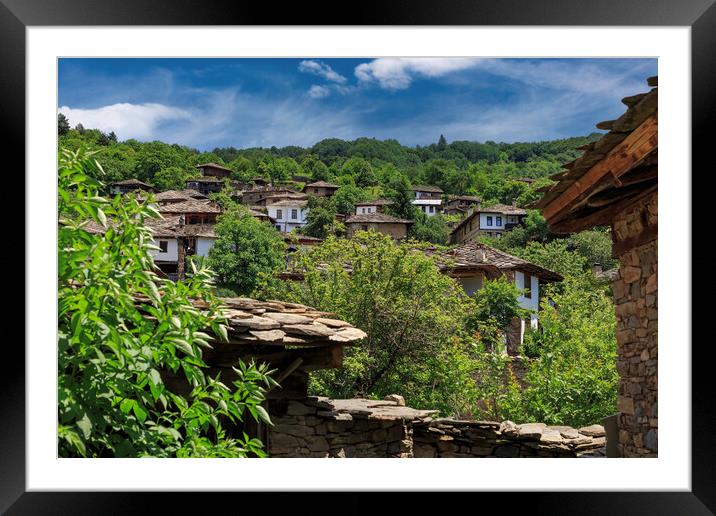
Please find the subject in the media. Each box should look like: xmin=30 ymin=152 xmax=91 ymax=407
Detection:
xmin=354 ymin=199 xmax=394 ymax=206
xmin=345 ymin=213 xmax=413 ymax=225
xmin=446 ymin=195 xmax=481 ymax=203
xmin=207 ymin=297 xmax=367 ymax=346
xmin=305 ymin=180 xmax=339 ymax=189
xmin=157 ymin=199 xmax=222 ymax=214
xmin=310 ymin=397 xmax=439 ymax=422
xmin=155 ymin=189 xmax=196 ymax=203
xmin=196 ymin=162 xmax=232 ymax=172
xmin=267 ymin=199 xmax=308 ymax=208
xmin=111 ymin=178 xmax=153 ymax=188
xmin=187 ymin=176 xmax=227 ymax=183
xmin=480 ymin=203 xmax=528 ymax=216
xmin=452 ymin=241 xmax=563 ymax=282
xmin=410 ymin=184 xmax=443 ymax=193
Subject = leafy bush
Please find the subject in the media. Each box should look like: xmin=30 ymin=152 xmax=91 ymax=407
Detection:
xmin=255 ymin=231 xmax=477 ymax=416
xmin=58 ymin=149 xmax=277 ymax=458
xmin=207 ymin=207 xmax=286 ymax=295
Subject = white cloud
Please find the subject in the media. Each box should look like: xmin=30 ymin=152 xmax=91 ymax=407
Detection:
xmin=58 ymin=103 xmax=190 ymax=140
xmin=298 ymin=60 xmax=347 ymax=84
xmin=355 ymin=58 xmax=482 ymax=90
xmin=307 ymin=85 xmax=330 ymax=99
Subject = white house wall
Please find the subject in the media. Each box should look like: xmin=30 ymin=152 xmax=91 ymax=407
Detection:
xmin=150 ymin=238 xmax=178 ymax=262
xmin=515 ymin=271 xmax=540 ymax=312
xmin=457 ymin=276 xmax=483 ymax=297
xmin=196 ymin=237 xmax=216 ymax=258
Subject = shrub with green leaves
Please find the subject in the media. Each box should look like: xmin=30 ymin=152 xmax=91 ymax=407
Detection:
xmin=58 ymin=148 xmax=276 ymax=458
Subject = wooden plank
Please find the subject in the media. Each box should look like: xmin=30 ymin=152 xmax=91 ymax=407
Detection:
xmin=549 ymin=184 xmax=657 ymax=234
xmin=543 ymin=114 xmax=658 ymax=224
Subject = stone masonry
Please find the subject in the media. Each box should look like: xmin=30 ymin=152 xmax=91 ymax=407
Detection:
xmin=267 ymin=396 xmax=606 ymax=458
xmin=612 ymin=192 xmax=658 ymax=457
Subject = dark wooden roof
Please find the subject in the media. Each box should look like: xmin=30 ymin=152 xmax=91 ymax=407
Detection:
xmin=532 ymin=76 xmax=658 ymax=233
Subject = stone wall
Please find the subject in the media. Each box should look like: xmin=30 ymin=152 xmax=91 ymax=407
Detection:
xmin=413 ymin=420 xmax=606 ymax=458
xmin=612 ymin=191 xmax=658 ymax=457
xmin=267 ymin=396 xmax=606 ymax=458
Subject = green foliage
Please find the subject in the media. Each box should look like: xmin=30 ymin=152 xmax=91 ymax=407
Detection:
xmin=409 ymin=213 xmax=451 ymax=245
xmin=567 ymin=228 xmax=619 ymax=270
xmin=255 ymin=232 xmax=476 ymax=416
xmin=58 ymin=113 xmax=70 ymax=135
xmin=301 ymin=197 xmax=340 ymax=239
xmin=207 ymin=207 xmax=286 ymax=295
xmin=506 ymin=276 xmax=618 ymax=427
xmin=58 ymin=148 xmax=277 ymax=458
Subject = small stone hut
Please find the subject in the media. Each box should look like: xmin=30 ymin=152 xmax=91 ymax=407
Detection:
xmin=533 ymin=76 xmax=658 ymax=457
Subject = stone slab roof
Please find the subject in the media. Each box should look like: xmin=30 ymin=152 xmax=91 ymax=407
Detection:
xmin=480 ymin=203 xmax=528 ymax=216
xmin=207 ymin=297 xmax=367 ymax=346
xmin=345 ymin=213 xmax=413 ymax=225
xmin=449 ymin=241 xmax=563 ymax=282
xmin=110 ymin=178 xmax=153 ymax=187
xmin=305 ymin=180 xmax=339 ymax=188
xmin=158 ymin=199 xmax=222 ymax=214
xmin=410 ymin=184 xmax=443 ymax=193
xmin=354 ymin=199 xmax=394 ymax=206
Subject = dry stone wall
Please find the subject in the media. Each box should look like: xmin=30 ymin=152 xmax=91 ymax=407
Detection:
xmin=267 ymin=396 xmax=606 ymax=458
xmin=612 ymin=191 xmax=658 ymax=457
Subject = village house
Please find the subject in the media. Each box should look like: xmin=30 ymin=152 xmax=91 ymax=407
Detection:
xmin=195 ymin=162 xmax=232 ymax=178
xmin=344 ymin=213 xmax=413 ymax=240
xmin=303 ymin=180 xmax=340 ymax=197
xmin=185 ymin=176 xmax=227 ymax=196
xmin=410 ymin=184 xmax=443 ymax=217
xmin=240 ymin=186 xmax=298 ymax=205
xmin=252 ymin=191 xmax=308 ymax=208
xmin=428 ymin=241 xmax=562 ymax=352
xmin=266 ymin=199 xmax=309 ymax=233
xmin=354 ymin=199 xmax=394 ymax=215
xmin=157 ymin=199 xmax=222 ymax=225
xmin=443 ymin=195 xmax=481 ymax=217
xmin=154 ymin=189 xmax=208 ymax=204
xmin=108 ymin=178 xmax=155 ymax=196
xmin=534 ymin=76 xmax=658 ymax=458
xmin=449 ymin=203 xmax=528 ymax=244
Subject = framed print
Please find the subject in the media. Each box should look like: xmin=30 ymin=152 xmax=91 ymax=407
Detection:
xmin=5 ymin=0 xmax=713 ymax=513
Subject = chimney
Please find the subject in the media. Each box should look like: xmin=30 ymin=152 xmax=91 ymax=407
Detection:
xmin=592 ymin=263 xmax=603 ymax=276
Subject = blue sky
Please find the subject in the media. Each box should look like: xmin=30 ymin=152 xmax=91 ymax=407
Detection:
xmin=58 ymin=58 xmax=657 ymax=151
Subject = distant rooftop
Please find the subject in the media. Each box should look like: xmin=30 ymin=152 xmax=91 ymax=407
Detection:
xmin=345 ymin=213 xmax=413 ymax=225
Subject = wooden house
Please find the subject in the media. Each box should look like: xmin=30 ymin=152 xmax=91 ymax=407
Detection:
xmin=304 ymin=180 xmax=339 ymax=197
xmin=533 ymin=76 xmax=658 ymax=457
xmin=344 ymin=213 xmax=413 ymax=240
xmin=411 ymin=185 xmax=443 ymax=217
xmin=449 ymin=203 xmax=528 ymax=244
xmin=109 ymin=178 xmax=155 ymax=196
xmin=354 ymin=199 xmax=394 ymax=215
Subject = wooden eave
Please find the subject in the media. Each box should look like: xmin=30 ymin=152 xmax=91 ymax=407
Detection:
xmin=542 ymin=114 xmax=658 ymax=234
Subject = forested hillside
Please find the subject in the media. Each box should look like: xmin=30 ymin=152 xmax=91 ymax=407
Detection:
xmin=59 ymin=121 xmax=601 ymax=208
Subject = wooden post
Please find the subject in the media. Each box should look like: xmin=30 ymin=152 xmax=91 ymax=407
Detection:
xmin=177 ymin=237 xmax=186 ymax=281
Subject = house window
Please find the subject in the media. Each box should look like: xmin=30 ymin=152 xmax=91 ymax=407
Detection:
xmin=523 ymin=274 xmax=532 ymax=298
xmin=361 ymin=225 xmax=368 ymax=231
xmin=429 ymin=206 xmax=435 ymax=213
xmin=159 ymin=240 xmax=168 ymax=253
xmin=276 ymin=209 xmax=283 ymax=219
xmin=486 ymin=216 xmax=493 ymax=226
xmin=291 ymin=209 xmax=298 ymax=220
xmin=496 ymin=216 xmax=502 ymax=226
xmin=275 ymin=224 xmax=282 ymax=231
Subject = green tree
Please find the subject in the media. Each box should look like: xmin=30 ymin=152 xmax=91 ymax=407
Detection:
xmin=256 ymin=232 xmax=476 ymax=415
xmin=153 ymin=166 xmax=191 ymax=191
xmin=385 ymin=176 xmax=418 ymax=220
xmin=207 ymin=208 xmax=286 ymax=295
xmin=58 ymin=113 xmax=71 ymax=135
xmin=301 ymin=197 xmax=339 ymax=239
xmin=58 ymin=148 xmax=276 ymax=458
xmin=409 ymin=213 xmax=451 ymax=245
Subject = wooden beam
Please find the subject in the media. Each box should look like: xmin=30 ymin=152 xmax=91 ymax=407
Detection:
xmin=543 ymin=114 xmax=658 ymax=224
xmin=549 ymin=184 xmax=658 ymax=235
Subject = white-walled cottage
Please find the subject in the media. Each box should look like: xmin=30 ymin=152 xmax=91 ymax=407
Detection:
xmin=266 ymin=199 xmax=309 ymax=233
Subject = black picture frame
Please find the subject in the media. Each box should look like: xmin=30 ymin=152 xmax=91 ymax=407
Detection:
xmin=4 ymin=0 xmax=710 ymax=513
